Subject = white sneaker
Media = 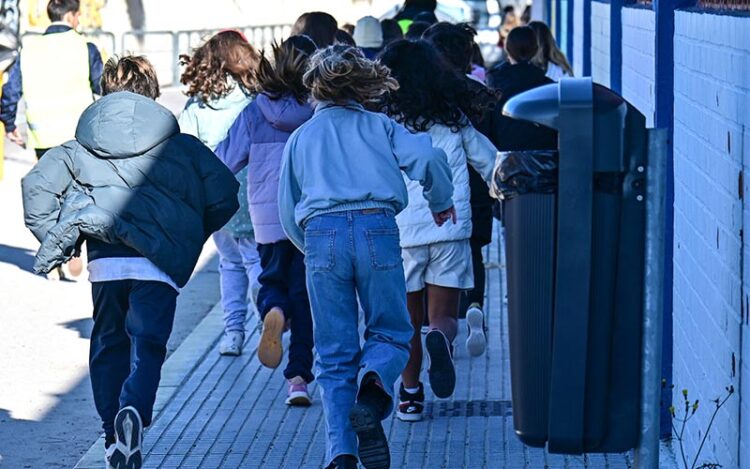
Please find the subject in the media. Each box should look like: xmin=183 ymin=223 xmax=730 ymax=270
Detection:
xmin=104 ymin=443 xmax=116 ymax=469
xmin=110 ymin=406 xmax=143 ymax=469
xmin=466 ymin=303 xmax=487 ymax=357
xmin=219 ymin=330 xmax=245 ymax=356
xmin=46 ymin=266 xmax=63 ymax=281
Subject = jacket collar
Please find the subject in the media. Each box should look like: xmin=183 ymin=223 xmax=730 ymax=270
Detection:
xmin=45 ymin=23 xmax=74 ymax=35
xmin=314 ymin=100 xmax=365 ymax=114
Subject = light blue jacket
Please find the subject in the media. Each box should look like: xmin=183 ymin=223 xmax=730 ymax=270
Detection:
xmin=179 ymin=83 xmax=254 ymax=238
xmin=279 ymin=102 xmax=455 ymax=250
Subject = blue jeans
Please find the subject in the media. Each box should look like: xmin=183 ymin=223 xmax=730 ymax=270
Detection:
xmin=90 ymin=280 xmax=178 ymax=438
xmin=256 ymin=240 xmax=315 ymax=383
xmin=304 ymin=210 xmax=413 ymax=463
xmin=213 ymin=231 xmax=262 ymax=333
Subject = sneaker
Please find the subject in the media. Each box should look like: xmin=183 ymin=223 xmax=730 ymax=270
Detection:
xmin=46 ymin=266 xmax=63 ymax=281
xmin=396 ymin=382 xmax=425 ymax=422
xmin=219 ymin=330 xmax=245 ymax=356
xmin=110 ymin=406 xmax=143 ymax=469
xmin=258 ymin=307 xmax=285 ymax=368
xmin=425 ymin=329 xmax=456 ymax=399
xmin=286 ymin=376 xmax=312 ymax=406
xmin=350 ymin=374 xmax=390 ymax=469
xmin=466 ymin=303 xmax=487 ymax=357
xmin=104 ymin=443 xmax=116 ymax=469
xmin=325 ymin=454 xmax=359 ymax=469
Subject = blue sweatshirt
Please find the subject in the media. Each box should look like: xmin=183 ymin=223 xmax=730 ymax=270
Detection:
xmin=278 ymin=102 xmax=455 ymax=250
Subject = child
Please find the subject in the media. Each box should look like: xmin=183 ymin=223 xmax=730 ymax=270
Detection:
xmin=528 ymin=21 xmax=574 ymax=81
xmin=179 ymin=30 xmax=262 ymax=356
xmin=379 ymin=40 xmax=497 ymax=421
xmin=215 ymin=36 xmax=317 ymax=406
xmin=21 ymin=56 xmax=239 ymax=469
xmin=278 ymin=45 xmax=455 ymax=469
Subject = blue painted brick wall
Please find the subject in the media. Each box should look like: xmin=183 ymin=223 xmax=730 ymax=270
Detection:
xmin=621 ymin=7 xmax=655 ymax=126
xmin=673 ymin=10 xmax=750 ymax=468
xmin=591 ymin=2 xmax=611 ymax=87
xmin=573 ymin=0 xmax=585 ymax=75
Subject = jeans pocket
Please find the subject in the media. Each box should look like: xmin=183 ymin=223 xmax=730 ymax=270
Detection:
xmin=304 ymin=230 xmax=336 ymax=272
xmin=365 ymin=228 xmax=402 ymax=271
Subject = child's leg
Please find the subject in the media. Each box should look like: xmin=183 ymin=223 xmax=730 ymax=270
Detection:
xmin=255 ymin=241 xmax=292 ymax=319
xmin=426 ymin=285 xmax=461 ymax=341
xmin=283 ymin=247 xmax=315 ymax=384
xmin=213 ymin=231 xmax=249 ymax=333
xmin=90 ymin=281 xmax=131 ymax=442
xmin=304 ymin=214 xmax=361 ymax=464
xmin=238 ymin=236 xmax=262 ymax=294
xmin=401 ymin=291 xmax=426 ymax=389
xmin=119 ymin=281 xmax=178 ymax=428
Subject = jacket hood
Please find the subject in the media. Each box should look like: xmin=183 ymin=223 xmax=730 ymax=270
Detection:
xmin=256 ymin=93 xmax=313 ymax=133
xmin=488 ymin=62 xmax=551 ymax=106
xmin=203 ymin=82 xmax=252 ymax=111
xmin=76 ymin=92 xmax=180 ymax=159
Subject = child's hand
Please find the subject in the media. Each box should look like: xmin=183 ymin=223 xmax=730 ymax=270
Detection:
xmin=432 ymin=206 xmax=457 ymax=227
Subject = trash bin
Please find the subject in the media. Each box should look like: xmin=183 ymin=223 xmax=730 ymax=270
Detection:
xmin=497 ymin=78 xmax=649 ymax=454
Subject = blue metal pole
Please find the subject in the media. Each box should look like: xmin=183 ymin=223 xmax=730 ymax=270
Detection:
xmin=610 ymin=0 xmax=623 ymax=92
xmin=583 ymin=0 xmax=592 ymax=76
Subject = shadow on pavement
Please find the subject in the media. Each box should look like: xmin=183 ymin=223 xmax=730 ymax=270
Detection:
xmin=60 ymin=318 xmax=94 ymax=340
xmin=0 ymin=243 xmax=37 ymax=273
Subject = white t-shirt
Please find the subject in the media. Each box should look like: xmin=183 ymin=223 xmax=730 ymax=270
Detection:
xmin=88 ymin=257 xmax=179 ymax=291
xmin=546 ymin=62 xmax=571 ymax=82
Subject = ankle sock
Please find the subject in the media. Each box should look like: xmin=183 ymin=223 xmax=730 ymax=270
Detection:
xmin=404 ymin=386 xmax=420 ymax=395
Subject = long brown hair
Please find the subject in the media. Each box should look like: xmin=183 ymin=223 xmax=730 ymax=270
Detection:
xmin=180 ymin=30 xmax=260 ymax=103
xmin=254 ymin=35 xmax=316 ymax=103
xmin=528 ymin=21 xmax=573 ymax=76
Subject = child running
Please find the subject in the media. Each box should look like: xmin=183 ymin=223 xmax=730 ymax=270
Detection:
xmin=21 ymin=56 xmax=239 ymax=469
xmin=379 ymin=40 xmax=498 ymax=421
xmin=278 ymin=45 xmax=455 ymax=469
xmin=178 ymin=30 xmax=262 ymax=356
xmin=215 ymin=36 xmax=317 ymax=405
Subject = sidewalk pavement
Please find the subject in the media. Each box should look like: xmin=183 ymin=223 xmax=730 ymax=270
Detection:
xmin=75 ymin=225 xmax=669 ymax=468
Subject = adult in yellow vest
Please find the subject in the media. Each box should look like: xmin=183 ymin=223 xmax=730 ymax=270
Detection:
xmin=393 ymin=0 xmax=438 ymax=34
xmin=1 ymin=0 xmax=102 ymax=160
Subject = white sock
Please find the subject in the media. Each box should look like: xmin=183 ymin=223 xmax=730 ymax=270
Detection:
xmin=405 ymin=386 xmax=420 ymax=395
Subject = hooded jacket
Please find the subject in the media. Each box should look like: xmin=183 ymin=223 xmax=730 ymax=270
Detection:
xmin=215 ymin=93 xmax=313 ymax=244
xmin=22 ymin=91 xmax=239 ymax=287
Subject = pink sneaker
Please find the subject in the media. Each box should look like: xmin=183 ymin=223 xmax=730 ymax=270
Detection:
xmin=285 ymin=376 xmax=312 ymax=406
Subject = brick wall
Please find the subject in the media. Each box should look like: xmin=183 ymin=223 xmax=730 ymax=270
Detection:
xmin=591 ymin=1 xmax=611 ymax=86
xmin=621 ymin=7 xmax=655 ymax=127
xmin=572 ymin=0 xmax=585 ymax=75
xmin=672 ymin=10 xmax=750 ymax=467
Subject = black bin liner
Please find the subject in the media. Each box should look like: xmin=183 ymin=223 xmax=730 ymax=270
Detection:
xmin=492 ymin=150 xmax=558 ymax=201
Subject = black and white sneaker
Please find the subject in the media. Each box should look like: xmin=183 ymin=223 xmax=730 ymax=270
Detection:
xmin=396 ymin=382 xmax=425 ymax=422
xmin=426 ymin=329 xmax=456 ymax=399
xmin=110 ymin=406 xmax=143 ymax=469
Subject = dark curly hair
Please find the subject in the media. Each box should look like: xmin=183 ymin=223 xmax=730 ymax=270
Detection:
xmin=379 ymin=40 xmax=496 ymax=132
xmin=422 ymin=22 xmax=477 ymax=74
xmin=180 ymin=30 xmax=259 ymax=103
xmin=255 ymin=35 xmax=316 ymax=104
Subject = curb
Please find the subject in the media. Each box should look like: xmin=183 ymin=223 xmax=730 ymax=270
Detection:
xmin=74 ymin=302 xmax=226 ymax=469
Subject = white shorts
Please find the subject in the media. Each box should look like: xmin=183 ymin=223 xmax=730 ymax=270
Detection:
xmin=402 ymin=240 xmax=474 ymax=293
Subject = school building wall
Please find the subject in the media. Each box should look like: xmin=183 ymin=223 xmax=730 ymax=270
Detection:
xmin=564 ymin=3 xmax=750 ymax=466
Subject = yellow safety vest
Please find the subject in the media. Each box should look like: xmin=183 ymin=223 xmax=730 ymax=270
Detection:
xmin=20 ymin=30 xmax=94 ymax=149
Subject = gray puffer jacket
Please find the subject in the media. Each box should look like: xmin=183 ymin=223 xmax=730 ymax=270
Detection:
xmin=21 ymin=91 xmax=239 ymax=287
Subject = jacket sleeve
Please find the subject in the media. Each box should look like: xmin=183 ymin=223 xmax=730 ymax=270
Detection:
xmin=0 ymin=59 xmax=22 ymax=132
xmin=387 ymin=118 xmax=454 ymax=213
xmin=193 ymin=139 xmax=240 ymax=235
xmin=278 ymin=136 xmax=304 ymax=251
xmin=462 ymin=124 xmax=499 ymax=183
xmin=177 ymin=104 xmax=200 ymax=140
xmin=215 ymin=108 xmax=251 ymax=174
xmin=21 ymin=147 xmax=73 ymax=242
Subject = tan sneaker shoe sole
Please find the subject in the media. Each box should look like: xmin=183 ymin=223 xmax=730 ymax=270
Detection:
xmin=258 ymin=308 xmax=284 ymax=368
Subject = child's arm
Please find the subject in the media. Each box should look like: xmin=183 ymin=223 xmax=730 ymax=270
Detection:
xmin=21 ymin=147 xmax=73 ymax=242
xmin=215 ymin=108 xmax=252 ymax=174
xmin=388 ymin=119 xmax=455 ymax=215
xmin=278 ymin=138 xmax=305 ymax=251
xmin=462 ymin=124 xmax=499 ymax=183
xmin=192 ymin=139 xmax=241 ymax=236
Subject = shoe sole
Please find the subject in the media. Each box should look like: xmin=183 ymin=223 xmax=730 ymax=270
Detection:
xmin=285 ymin=392 xmax=313 ymax=407
xmin=219 ymin=346 xmax=241 ymax=357
xmin=111 ymin=406 xmax=143 ymax=469
xmin=466 ymin=308 xmax=487 ymax=357
xmin=258 ymin=308 xmax=284 ymax=368
xmin=396 ymin=410 xmax=424 ymax=422
xmin=66 ymin=257 xmax=84 ymax=278
xmin=349 ymin=403 xmax=390 ymax=469
xmin=426 ymin=330 xmax=456 ymax=399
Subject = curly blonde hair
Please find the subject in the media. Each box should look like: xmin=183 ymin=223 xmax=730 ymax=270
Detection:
xmin=303 ymin=45 xmax=398 ymax=106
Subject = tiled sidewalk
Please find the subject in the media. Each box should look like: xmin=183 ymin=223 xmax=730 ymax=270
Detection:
xmin=77 ymin=228 xmax=639 ymax=469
